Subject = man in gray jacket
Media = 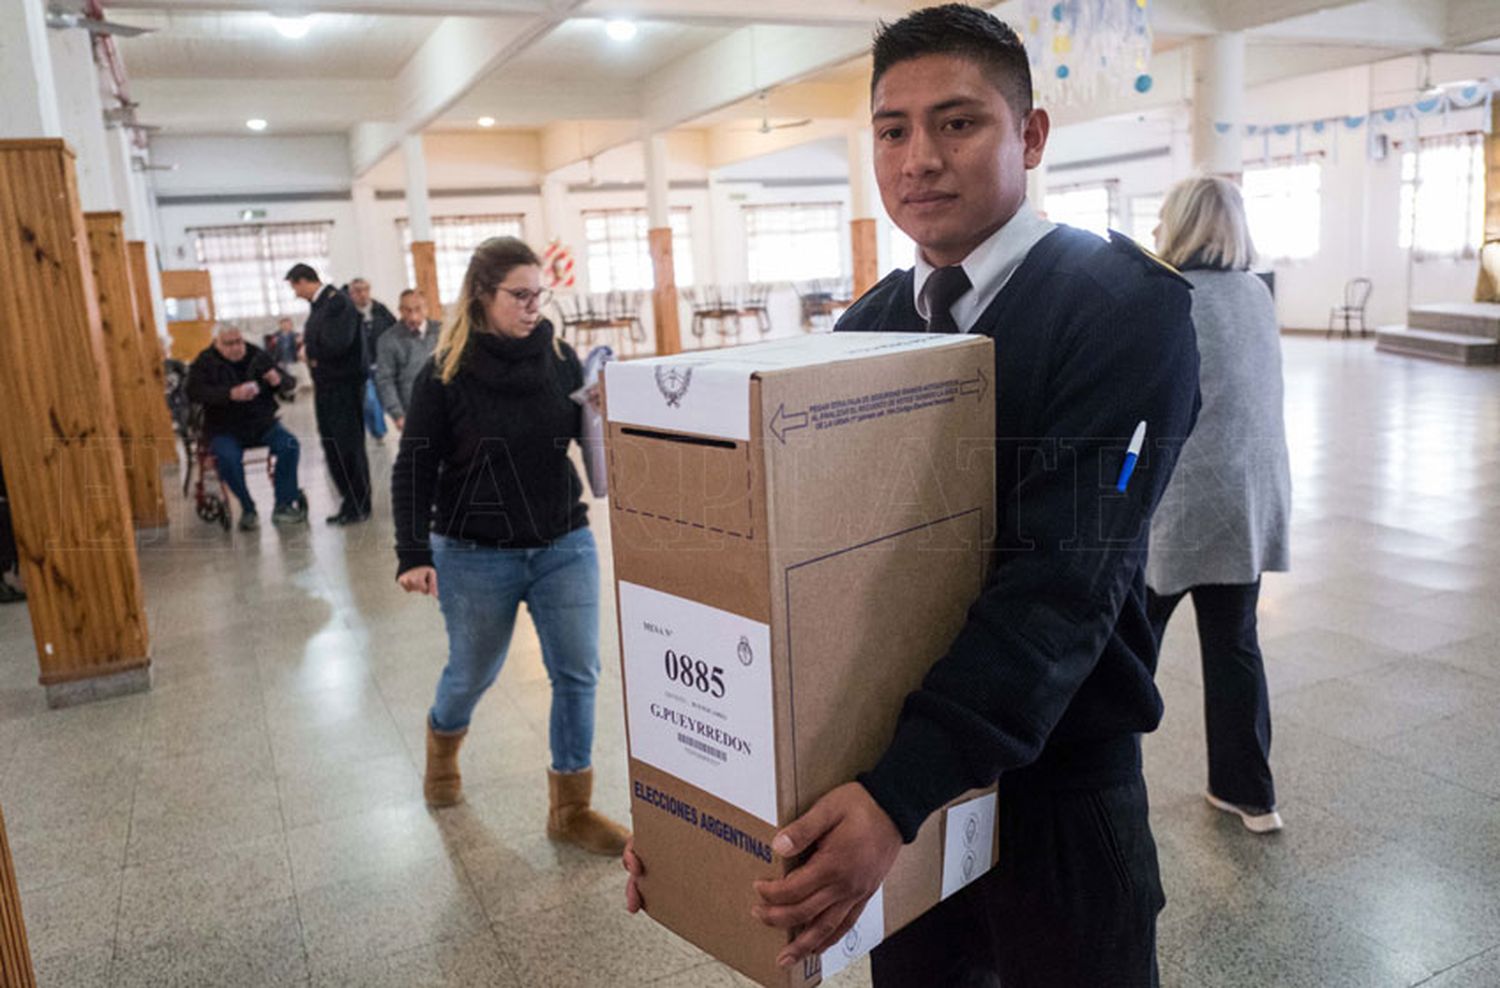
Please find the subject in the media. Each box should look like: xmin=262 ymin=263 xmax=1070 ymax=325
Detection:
xmin=375 ymin=289 xmax=440 ymax=431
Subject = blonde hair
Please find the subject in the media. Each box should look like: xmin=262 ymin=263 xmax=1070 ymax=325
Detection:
xmin=1154 ymin=175 xmax=1256 ymax=271
xmin=434 ymin=236 xmax=558 ymax=383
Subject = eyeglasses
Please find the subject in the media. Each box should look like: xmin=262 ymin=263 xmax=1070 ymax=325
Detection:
xmin=497 ymin=287 xmax=552 ymax=308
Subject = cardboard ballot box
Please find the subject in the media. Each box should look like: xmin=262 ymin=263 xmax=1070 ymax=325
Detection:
xmin=603 ymin=333 xmax=998 ymax=986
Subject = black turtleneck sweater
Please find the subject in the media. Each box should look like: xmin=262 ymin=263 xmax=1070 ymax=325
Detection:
xmin=391 ymin=321 xmax=587 ymax=576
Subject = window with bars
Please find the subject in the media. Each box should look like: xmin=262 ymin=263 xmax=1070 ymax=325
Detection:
xmin=397 ymin=213 xmax=526 ymax=303
xmin=190 ymin=221 xmax=334 ymax=320
xmin=1243 ymin=159 xmax=1322 ymax=261
xmin=743 ymin=202 xmax=844 ymax=282
xmin=1044 ymin=182 xmax=1117 ymax=239
xmin=1128 ymin=194 xmax=1165 ymax=249
xmin=580 ymin=208 xmax=693 ymax=292
xmin=1399 ymin=133 xmax=1486 ymax=259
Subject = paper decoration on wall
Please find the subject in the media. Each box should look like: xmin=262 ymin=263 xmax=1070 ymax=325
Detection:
xmin=1216 ymin=78 xmax=1498 ymax=142
xmin=542 ymin=238 xmax=576 ymax=290
xmin=1206 ymin=77 xmax=1500 ymax=167
xmin=1021 ymin=0 xmax=1153 ymax=104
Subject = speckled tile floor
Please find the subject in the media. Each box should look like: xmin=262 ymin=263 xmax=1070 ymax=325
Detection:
xmin=1 ymin=337 xmax=1497 ymax=987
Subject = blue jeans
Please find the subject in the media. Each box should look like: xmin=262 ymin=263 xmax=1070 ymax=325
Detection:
xmin=210 ymin=423 xmax=300 ymax=514
xmin=363 ymin=373 xmax=387 ymax=439
xmin=429 ymin=527 xmax=601 ymax=773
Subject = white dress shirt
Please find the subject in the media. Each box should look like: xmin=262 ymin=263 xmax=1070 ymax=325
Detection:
xmin=912 ymin=200 xmax=1056 ymax=334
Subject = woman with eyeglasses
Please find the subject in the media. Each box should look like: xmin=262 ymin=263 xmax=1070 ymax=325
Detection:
xmin=391 ymin=236 xmax=628 ymax=855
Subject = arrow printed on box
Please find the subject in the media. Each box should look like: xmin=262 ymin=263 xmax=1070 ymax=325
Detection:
xmin=770 ymin=403 xmax=809 ymax=444
xmin=960 ymin=368 xmax=989 ymax=403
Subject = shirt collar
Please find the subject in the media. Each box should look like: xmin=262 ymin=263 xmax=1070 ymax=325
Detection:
xmin=912 ymin=200 xmax=1055 ymax=332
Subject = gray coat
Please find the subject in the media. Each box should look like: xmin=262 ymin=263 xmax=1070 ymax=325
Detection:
xmin=375 ymin=320 xmax=440 ymax=421
xmin=1146 ymin=270 xmax=1291 ymax=596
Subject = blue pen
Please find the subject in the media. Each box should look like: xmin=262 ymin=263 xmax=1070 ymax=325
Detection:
xmin=1115 ymin=421 xmax=1147 ymax=492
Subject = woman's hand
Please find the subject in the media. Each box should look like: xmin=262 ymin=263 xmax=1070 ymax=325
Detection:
xmin=623 ymin=837 xmax=645 ymax=913
xmin=397 ymin=566 xmax=438 ymax=597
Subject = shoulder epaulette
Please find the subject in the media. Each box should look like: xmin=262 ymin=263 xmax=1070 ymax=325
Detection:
xmin=1107 ymin=230 xmax=1191 ymax=288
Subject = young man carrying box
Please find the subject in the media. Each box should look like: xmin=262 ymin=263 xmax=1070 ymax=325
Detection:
xmin=629 ymin=5 xmax=1201 ymax=986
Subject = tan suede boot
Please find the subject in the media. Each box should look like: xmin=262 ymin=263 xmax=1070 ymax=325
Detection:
xmin=424 ymin=722 xmax=467 ymax=808
xmin=546 ymin=768 xmax=630 ymax=855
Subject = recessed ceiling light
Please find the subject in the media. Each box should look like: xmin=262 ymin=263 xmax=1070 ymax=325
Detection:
xmin=270 ymin=15 xmax=310 ymax=39
xmin=477 ymin=116 xmax=496 ymax=128
xmin=605 ymin=19 xmax=637 ymax=42
xmin=246 ymin=118 xmax=268 ymax=131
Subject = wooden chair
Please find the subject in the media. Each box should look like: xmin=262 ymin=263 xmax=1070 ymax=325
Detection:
xmin=742 ymin=282 xmax=772 ymax=336
xmin=686 ymin=285 xmax=742 ymax=345
xmin=556 ymin=291 xmax=643 ymax=357
xmin=1328 ymin=278 xmax=1372 ymax=338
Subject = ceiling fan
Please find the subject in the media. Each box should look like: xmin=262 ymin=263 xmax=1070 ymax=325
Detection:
xmin=46 ymin=6 xmax=155 ymax=37
xmin=735 ymin=91 xmax=812 ymax=135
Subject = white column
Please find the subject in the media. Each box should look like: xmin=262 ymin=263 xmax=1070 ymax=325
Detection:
xmin=48 ymin=27 xmax=114 ymax=209
xmin=1191 ymin=32 xmax=1245 ymax=176
xmin=105 ymin=125 xmax=169 ymax=339
xmin=644 ymin=132 xmax=670 ymax=229
xmin=847 ymin=125 xmax=878 ymax=221
xmin=106 ymin=127 xmax=144 ymax=236
xmin=0 ymin=0 xmax=61 ymax=138
xmin=401 ymin=134 xmax=433 ymax=241
xmin=704 ymin=171 xmax=725 ymax=286
xmin=349 ymin=178 xmax=380 ymax=280
xmin=1026 ymin=156 xmax=1049 ymax=218
xmin=540 ymin=172 xmax=569 ymax=246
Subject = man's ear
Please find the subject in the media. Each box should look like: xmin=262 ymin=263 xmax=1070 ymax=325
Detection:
xmin=1022 ymin=108 xmax=1050 ymax=170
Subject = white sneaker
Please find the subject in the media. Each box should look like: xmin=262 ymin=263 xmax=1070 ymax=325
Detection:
xmin=1205 ymin=792 xmax=1283 ymax=834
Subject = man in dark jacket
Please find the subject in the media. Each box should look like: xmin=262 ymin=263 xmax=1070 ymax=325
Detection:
xmin=287 ymin=263 xmax=371 ymax=525
xmin=627 ymin=7 xmax=1200 ymax=987
xmin=348 ymin=277 xmax=396 ymax=440
xmin=187 ymin=324 xmax=304 ymax=531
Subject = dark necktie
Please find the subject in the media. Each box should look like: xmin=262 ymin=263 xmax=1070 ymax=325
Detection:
xmin=924 ymin=264 xmax=972 ymax=334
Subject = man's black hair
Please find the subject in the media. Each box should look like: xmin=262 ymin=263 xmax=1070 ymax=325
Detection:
xmin=871 ymin=4 xmax=1033 ymax=121
xmin=284 ymin=262 xmax=319 ymax=284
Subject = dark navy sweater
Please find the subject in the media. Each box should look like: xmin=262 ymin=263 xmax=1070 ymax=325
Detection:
xmin=840 ymin=226 xmax=1201 ymax=842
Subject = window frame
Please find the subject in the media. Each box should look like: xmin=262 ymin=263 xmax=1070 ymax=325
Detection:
xmin=1241 ymin=155 xmax=1324 ymax=263
xmin=1396 ymin=132 xmax=1487 ymax=262
xmin=579 ymin=206 xmax=694 ymax=292
xmin=397 ymin=212 xmax=527 ymax=304
xmin=189 ymin=220 xmax=335 ymax=320
xmin=1043 ymin=180 xmax=1120 ymax=239
xmin=741 ymin=201 xmax=846 ymax=283
xmin=1127 ymin=193 xmax=1165 ymax=249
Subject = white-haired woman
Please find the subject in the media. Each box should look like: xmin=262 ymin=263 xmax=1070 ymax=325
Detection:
xmin=1147 ymin=176 xmax=1292 ymax=834
xmin=390 ymin=236 xmax=628 ymax=855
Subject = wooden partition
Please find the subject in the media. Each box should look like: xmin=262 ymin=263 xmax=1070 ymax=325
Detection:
xmin=85 ymin=213 xmax=167 ymax=528
xmin=411 ymin=240 xmax=442 ymax=319
xmin=648 ymin=226 xmax=681 ymax=356
xmin=127 ymin=241 xmax=178 ymax=467
xmin=0 ymin=140 xmax=151 ymax=706
xmin=0 ymin=805 xmax=36 ymax=988
xmin=160 ymin=268 xmax=215 ymax=361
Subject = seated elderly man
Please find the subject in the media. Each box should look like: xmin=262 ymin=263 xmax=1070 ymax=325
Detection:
xmin=187 ymin=324 xmax=305 ymax=531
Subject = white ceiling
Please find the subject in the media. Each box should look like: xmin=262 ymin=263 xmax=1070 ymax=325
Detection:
xmin=88 ymin=0 xmax=1500 ymax=167
xmin=114 ymin=10 xmax=441 ymax=78
xmin=433 ymin=18 xmax=733 ymax=125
